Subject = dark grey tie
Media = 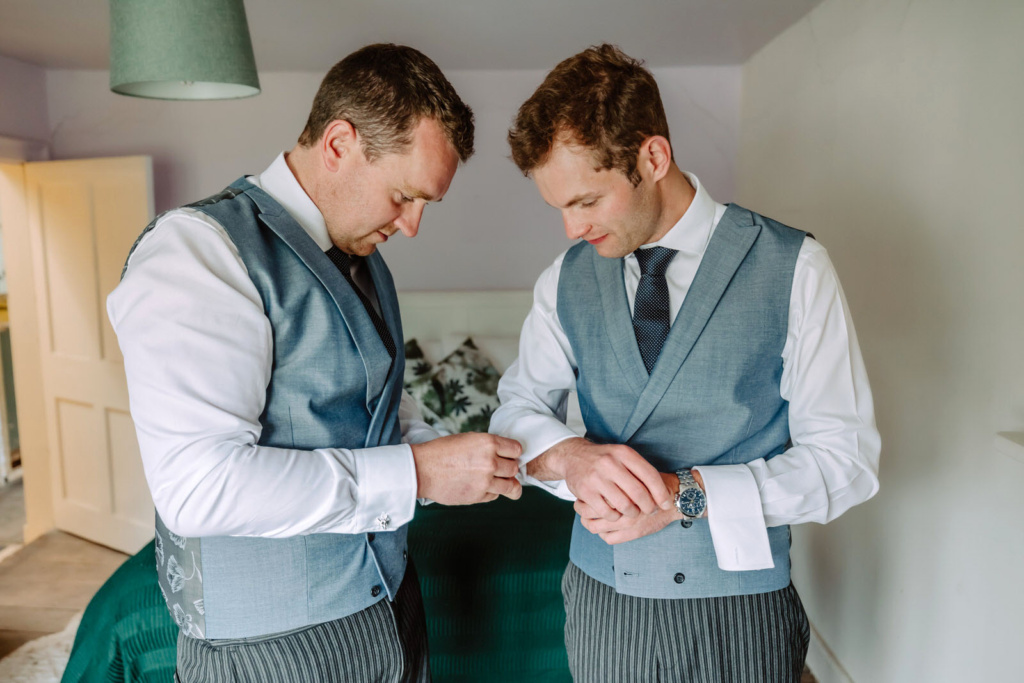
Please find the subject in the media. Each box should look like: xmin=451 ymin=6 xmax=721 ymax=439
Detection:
xmin=632 ymin=247 xmax=677 ymax=374
xmin=325 ymin=246 xmax=396 ymax=359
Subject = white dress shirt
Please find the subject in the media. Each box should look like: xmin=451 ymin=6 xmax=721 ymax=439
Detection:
xmin=108 ymin=153 xmax=441 ymax=539
xmin=490 ymin=173 xmax=881 ymax=571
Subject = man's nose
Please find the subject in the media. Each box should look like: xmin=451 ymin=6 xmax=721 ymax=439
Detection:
xmin=564 ymin=214 xmax=589 ymax=240
xmin=396 ymin=202 xmax=425 ymax=238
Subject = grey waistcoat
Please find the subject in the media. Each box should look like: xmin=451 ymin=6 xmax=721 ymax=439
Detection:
xmin=125 ymin=179 xmax=409 ymax=639
xmin=557 ymin=204 xmax=805 ymax=599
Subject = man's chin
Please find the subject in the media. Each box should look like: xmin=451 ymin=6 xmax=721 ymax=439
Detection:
xmin=592 ymin=240 xmax=626 ymax=259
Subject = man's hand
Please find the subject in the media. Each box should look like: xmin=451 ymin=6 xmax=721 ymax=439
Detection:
xmin=575 ymin=471 xmax=706 ymax=544
xmin=576 ymin=500 xmax=680 ymax=544
xmin=412 ymin=433 xmax=523 ymax=505
xmin=527 ymin=437 xmax=674 ymax=520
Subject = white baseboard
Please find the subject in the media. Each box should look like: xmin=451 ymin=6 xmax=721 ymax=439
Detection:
xmin=0 ymin=543 xmax=23 ymax=565
xmin=807 ymin=620 xmax=855 ymax=683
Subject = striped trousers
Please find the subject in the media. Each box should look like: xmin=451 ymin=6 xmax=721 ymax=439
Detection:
xmin=175 ymin=563 xmax=429 ymax=683
xmin=562 ymin=562 xmax=809 ymax=683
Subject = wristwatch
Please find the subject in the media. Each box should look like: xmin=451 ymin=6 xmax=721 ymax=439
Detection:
xmin=674 ymin=470 xmax=707 ymax=520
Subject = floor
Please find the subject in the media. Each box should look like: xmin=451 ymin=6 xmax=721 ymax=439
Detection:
xmin=0 ymin=478 xmax=128 ymax=659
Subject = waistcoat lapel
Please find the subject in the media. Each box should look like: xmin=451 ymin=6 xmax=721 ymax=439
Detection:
xmin=241 ymin=181 xmax=393 ymax=412
xmin=619 ymin=205 xmax=760 ymax=443
xmin=363 ymin=252 xmax=404 ymax=447
xmin=593 ymin=251 xmax=649 ymax=398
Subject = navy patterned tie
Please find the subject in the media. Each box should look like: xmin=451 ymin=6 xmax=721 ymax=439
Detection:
xmin=632 ymin=247 xmax=677 ymax=374
xmin=325 ymin=246 xmax=396 ymax=359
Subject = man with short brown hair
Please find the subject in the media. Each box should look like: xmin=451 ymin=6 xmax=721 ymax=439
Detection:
xmin=110 ymin=43 xmax=522 ymax=682
xmin=492 ymin=44 xmax=880 ymax=681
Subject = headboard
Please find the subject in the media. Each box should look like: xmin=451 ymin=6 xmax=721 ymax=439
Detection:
xmin=397 ymin=290 xmax=533 ymax=342
xmin=397 ymin=290 xmax=533 ymax=373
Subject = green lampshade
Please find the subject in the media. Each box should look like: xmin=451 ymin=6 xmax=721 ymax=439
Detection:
xmin=110 ymin=0 xmax=260 ymax=100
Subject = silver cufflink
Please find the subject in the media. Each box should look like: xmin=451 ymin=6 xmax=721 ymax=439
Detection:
xmin=376 ymin=513 xmax=391 ymax=530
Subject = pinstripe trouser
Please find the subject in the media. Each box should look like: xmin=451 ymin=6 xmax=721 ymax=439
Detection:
xmin=174 ymin=563 xmax=430 ymax=683
xmin=562 ymin=562 xmax=809 ymax=683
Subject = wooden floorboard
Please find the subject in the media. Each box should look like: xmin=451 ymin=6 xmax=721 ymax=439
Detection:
xmin=0 ymin=529 xmax=126 ymax=659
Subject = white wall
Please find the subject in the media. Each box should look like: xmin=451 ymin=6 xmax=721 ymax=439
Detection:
xmin=737 ymin=0 xmax=1024 ymax=681
xmin=44 ymin=65 xmax=740 ymax=290
xmin=0 ymin=54 xmax=48 ymax=145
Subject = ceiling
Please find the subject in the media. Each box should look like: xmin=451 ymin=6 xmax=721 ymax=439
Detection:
xmin=0 ymin=0 xmax=821 ymax=71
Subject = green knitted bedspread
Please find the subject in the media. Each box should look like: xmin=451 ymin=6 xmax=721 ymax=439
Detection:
xmin=61 ymin=487 xmax=575 ymax=682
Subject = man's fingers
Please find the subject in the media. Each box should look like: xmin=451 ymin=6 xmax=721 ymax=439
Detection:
xmin=584 ymin=516 xmax=619 ymax=534
xmin=600 ymin=530 xmax=628 ymax=545
xmin=598 ymin=485 xmax=639 ymax=519
xmin=574 ymin=499 xmax=601 ymax=519
xmin=487 ymin=476 xmax=522 ymax=500
xmin=492 ymin=436 xmax=523 ymax=460
xmin=493 ymin=456 xmax=519 ymax=479
xmin=607 ymin=467 xmax=660 ymax=515
xmin=575 ymin=489 xmax=616 ymax=520
xmin=502 ymin=477 xmax=523 ymax=500
xmin=619 ymin=451 xmax=674 ymax=509
xmin=575 ymin=499 xmax=621 ymax=522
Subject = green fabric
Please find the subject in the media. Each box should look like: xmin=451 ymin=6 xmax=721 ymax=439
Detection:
xmin=62 ymin=488 xmax=575 ymax=682
xmin=61 ymin=543 xmax=178 ymax=682
xmin=411 ymin=489 xmax=574 ymax=682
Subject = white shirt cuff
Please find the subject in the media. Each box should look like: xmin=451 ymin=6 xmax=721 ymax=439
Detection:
xmin=519 ymin=466 xmax=577 ymax=501
xmin=693 ymin=464 xmax=774 ymax=571
xmin=352 ymin=444 xmax=418 ymax=533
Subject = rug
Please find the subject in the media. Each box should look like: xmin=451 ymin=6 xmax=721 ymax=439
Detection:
xmin=0 ymin=611 xmax=81 ymax=683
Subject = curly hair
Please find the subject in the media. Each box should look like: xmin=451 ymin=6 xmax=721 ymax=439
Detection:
xmin=508 ymin=44 xmax=670 ymax=186
xmin=298 ymin=43 xmax=474 ymax=162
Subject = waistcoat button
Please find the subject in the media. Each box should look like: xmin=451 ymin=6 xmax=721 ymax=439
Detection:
xmin=371 ymin=585 xmax=381 ymax=597
xmin=674 ymin=573 xmax=685 ymax=584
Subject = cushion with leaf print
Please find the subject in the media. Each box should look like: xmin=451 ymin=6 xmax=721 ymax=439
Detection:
xmin=404 ymin=338 xmax=435 ymax=390
xmin=410 ymin=337 xmax=501 ymax=434
xmin=403 ymin=338 xmax=447 ymax=429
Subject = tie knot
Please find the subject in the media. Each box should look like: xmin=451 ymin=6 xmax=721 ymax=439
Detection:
xmin=326 ymin=245 xmax=355 ymax=271
xmin=634 ymin=247 xmax=677 ymax=276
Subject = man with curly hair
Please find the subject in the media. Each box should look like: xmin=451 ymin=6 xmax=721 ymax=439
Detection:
xmin=491 ymin=44 xmax=880 ymax=682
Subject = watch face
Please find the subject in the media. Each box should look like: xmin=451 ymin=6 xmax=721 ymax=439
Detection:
xmin=678 ymin=488 xmax=706 ymax=517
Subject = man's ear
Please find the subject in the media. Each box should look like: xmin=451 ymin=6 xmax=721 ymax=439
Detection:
xmin=638 ymin=135 xmax=673 ymax=183
xmin=320 ymin=120 xmax=359 ymax=173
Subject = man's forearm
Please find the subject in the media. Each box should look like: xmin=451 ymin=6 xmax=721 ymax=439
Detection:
xmin=525 ymin=437 xmax=585 ymax=481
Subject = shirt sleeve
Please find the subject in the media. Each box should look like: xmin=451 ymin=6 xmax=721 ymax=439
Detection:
xmin=399 ymin=390 xmax=448 ymax=444
xmin=107 ymin=209 xmax=419 ymax=538
xmin=489 ymin=253 xmax=580 ymax=500
xmin=695 ymin=237 xmax=881 ymax=569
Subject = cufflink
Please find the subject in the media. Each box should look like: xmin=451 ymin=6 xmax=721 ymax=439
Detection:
xmin=376 ymin=513 xmax=391 ymax=530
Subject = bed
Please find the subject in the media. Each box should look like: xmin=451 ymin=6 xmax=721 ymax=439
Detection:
xmin=61 ymin=291 xmax=580 ymax=683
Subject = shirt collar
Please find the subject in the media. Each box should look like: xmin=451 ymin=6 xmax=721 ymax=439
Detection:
xmin=249 ymin=152 xmax=333 ymax=252
xmin=637 ymin=172 xmax=721 ymax=256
